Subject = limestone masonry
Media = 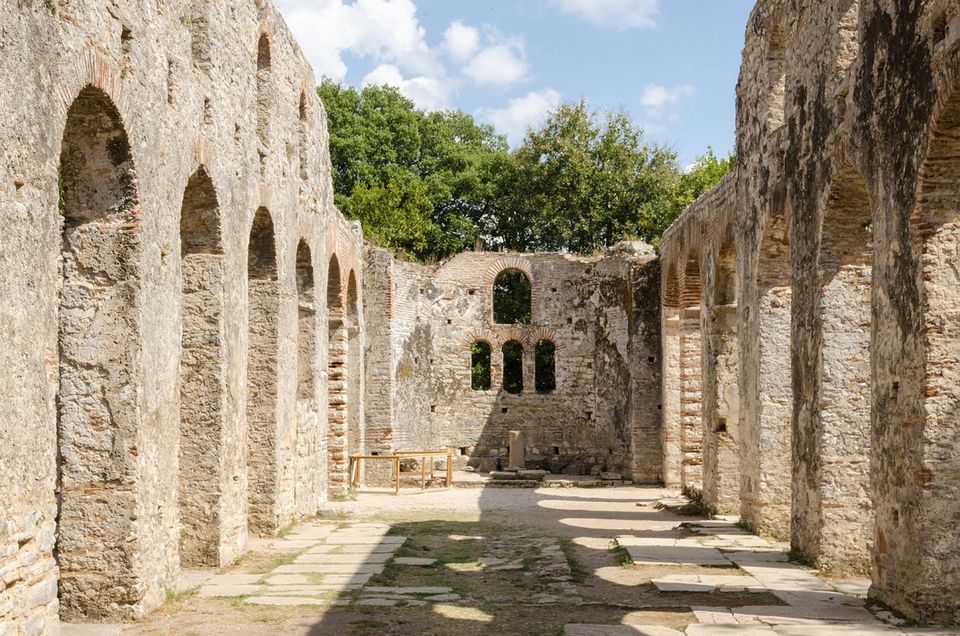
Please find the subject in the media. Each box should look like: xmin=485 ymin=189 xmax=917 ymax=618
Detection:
xmin=2 ymin=0 xmax=960 ymax=632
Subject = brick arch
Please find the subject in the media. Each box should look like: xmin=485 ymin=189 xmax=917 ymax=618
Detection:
xmin=463 ymin=328 xmax=501 ymax=349
xmin=54 ymin=54 xmax=135 ymax=154
xmin=495 ymin=325 xmax=530 ymax=349
xmin=681 ymin=249 xmax=704 ymax=309
xmin=485 ymin=255 xmax=539 ymax=323
xmin=664 ymin=263 xmax=681 ymax=309
xmin=528 ymin=327 xmax=562 ymax=351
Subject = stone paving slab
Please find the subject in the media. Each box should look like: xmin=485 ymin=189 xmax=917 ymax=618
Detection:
xmin=196 ymin=584 xmax=264 ymax=597
xmin=623 ymin=545 xmax=732 ymax=567
xmin=203 ymin=573 xmax=263 ymax=585
xmin=245 ymin=596 xmax=332 ymax=607
xmin=325 ymin=535 xmax=406 ymax=545
xmin=273 ymin=563 xmax=386 ymax=575
xmin=365 ymin=586 xmax=453 ymax=595
xmin=731 ymin=604 xmax=882 ymax=625
xmin=308 ymin=543 xmax=399 ymax=554
xmin=394 ymin=557 xmax=437 ymax=566
xmin=773 ymin=624 xmax=901 ymax=634
xmin=686 ymin=626 xmax=776 ymax=635
xmin=295 ymin=552 xmax=392 ymax=564
xmin=565 ymin=625 xmax=682 ymax=636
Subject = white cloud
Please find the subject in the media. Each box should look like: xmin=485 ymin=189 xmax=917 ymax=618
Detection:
xmin=640 ymin=83 xmax=694 ymax=118
xmin=443 ymin=21 xmax=480 ymax=62
xmin=361 ymin=64 xmax=453 ymax=110
xmin=462 ymin=43 xmax=528 ymax=87
xmin=479 ymin=88 xmax=562 ymax=145
xmin=556 ymin=0 xmax=660 ymax=30
xmin=276 ymin=0 xmax=441 ymax=83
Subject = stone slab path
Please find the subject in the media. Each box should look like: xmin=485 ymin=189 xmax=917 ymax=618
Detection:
xmin=194 ymin=521 xmax=467 ymax=608
xmin=62 ymin=487 xmax=959 ymax=635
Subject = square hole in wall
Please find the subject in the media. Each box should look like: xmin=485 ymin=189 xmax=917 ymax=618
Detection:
xmin=501 ymin=407 xmax=508 ymax=414
xmin=459 ymin=446 xmax=468 ymax=456
xmin=551 ymin=287 xmax=557 ymax=293
xmin=657 ymin=404 xmax=662 ymax=410
xmin=553 ymin=446 xmax=561 ymax=455
xmin=585 ymin=411 xmax=593 ymax=419
xmin=648 ymin=356 xmax=656 ymax=363
xmin=469 ymin=289 xmax=476 ymax=295
xmin=447 ymin=319 xmax=452 ymax=325
xmin=371 ymin=451 xmax=380 ymax=456
xmin=431 ymin=405 xmax=437 ymax=413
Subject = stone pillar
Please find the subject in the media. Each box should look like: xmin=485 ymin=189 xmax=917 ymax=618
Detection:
xmin=680 ymin=307 xmax=704 ymax=494
xmin=508 ymin=430 xmax=525 ymax=469
xmin=741 ymin=283 xmax=792 ymax=539
xmin=703 ymin=304 xmax=740 ymax=514
xmin=661 ymin=310 xmax=682 ymax=486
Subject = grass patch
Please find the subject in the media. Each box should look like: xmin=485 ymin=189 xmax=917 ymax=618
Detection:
xmin=351 ymin=618 xmax=390 ymax=632
xmin=559 ymin=538 xmax=589 ymax=583
xmin=785 ymin=547 xmax=810 ymax=566
xmin=609 ymin=543 xmax=633 ymax=568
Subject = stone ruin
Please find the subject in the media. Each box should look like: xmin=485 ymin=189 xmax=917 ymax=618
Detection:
xmin=2 ymin=0 xmax=960 ymax=632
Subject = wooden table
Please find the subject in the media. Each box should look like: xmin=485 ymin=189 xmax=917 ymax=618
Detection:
xmin=348 ymin=450 xmax=453 ymax=494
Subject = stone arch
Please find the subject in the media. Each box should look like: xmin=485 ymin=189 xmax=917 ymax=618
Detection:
xmin=870 ymin=85 xmax=960 ymax=616
xmin=178 ymin=166 xmax=228 ymax=567
xmin=326 ymin=254 xmax=349 ymax=495
xmin=485 ymin=255 xmax=538 ymax=321
xmin=702 ymin=239 xmax=741 ymax=514
xmin=256 ymin=33 xmax=271 ymax=174
xmin=345 ymin=270 xmax=362 ymax=471
xmin=799 ymin=166 xmax=873 ymax=574
xmin=296 ymin=240 xmax=315 ymax=403
xmin=679 ymin=250 xmax=705 ymax=494
xmin=493 ymin=269 xmax=532 ymax=325
xmin=246 ymin=206 xmax=280 ymax=535
xmin=741 ymin=209 xmax=793 ymax=539
xmin=57 ymin=85 xmax=144 ymax=619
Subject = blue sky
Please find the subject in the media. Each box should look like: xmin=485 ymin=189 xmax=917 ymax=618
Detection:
xmin=276 ymin=0 xmax=755 ymax=166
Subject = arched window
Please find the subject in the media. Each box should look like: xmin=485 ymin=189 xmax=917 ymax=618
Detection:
xmin=471 ymin=341 xmax=492 ymax=390
xmin=502 ymin=340 xmax=524 ymax=394
xmin=535 ymin=340 xmax=556 ymax=393
xmin=493 ymin=270 xmax=531 ymax=324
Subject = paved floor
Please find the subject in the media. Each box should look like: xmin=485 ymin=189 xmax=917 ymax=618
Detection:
xmin=62 ymin=487 xmax=958 ymax=635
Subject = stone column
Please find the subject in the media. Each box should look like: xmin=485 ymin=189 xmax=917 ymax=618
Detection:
xmin=702 ymin=304 xmax=740 ymax=514
xmin=680 ymin=307 xmax=704 ymax=494
xmin=508 ymin=430 xmax=525 ymax=469
xmin=661 ymin=309 xmax=682 ymax=486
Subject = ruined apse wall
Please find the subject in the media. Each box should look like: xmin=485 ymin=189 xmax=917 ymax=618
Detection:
xmin=661 ymin=0 xmax=960 ymax=623
xmin=363 ymin=245 xmax=661 ymax=481
xmin=0 ymin=0 xmax=365 ymax=629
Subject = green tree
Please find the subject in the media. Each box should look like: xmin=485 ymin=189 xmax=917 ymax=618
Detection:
xmin=503 ymin=100 xmax=683 ymax=253
xmin=319 ymin=80 xmax=734 ymax=260
xmin=318 ymin=79 xmax=509 ymax=260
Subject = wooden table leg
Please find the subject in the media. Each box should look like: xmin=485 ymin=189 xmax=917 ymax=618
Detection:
xmin=421 ymin=456 xmax=427 ymax=491
xmin=446 ymin=453 xmax=452 ymax=488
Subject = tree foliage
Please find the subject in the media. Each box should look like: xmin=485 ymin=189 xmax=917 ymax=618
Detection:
xmin=318 ymin=79 xmax=733 ymax=260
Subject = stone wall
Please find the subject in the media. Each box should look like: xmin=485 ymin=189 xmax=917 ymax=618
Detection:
xmin=659 ymin=0 xmax=960 ymax=623
xmin=0 ymin=0 xmax=364 ymax=630
xmin=363 ymin=245 xmax=661 ymax=481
